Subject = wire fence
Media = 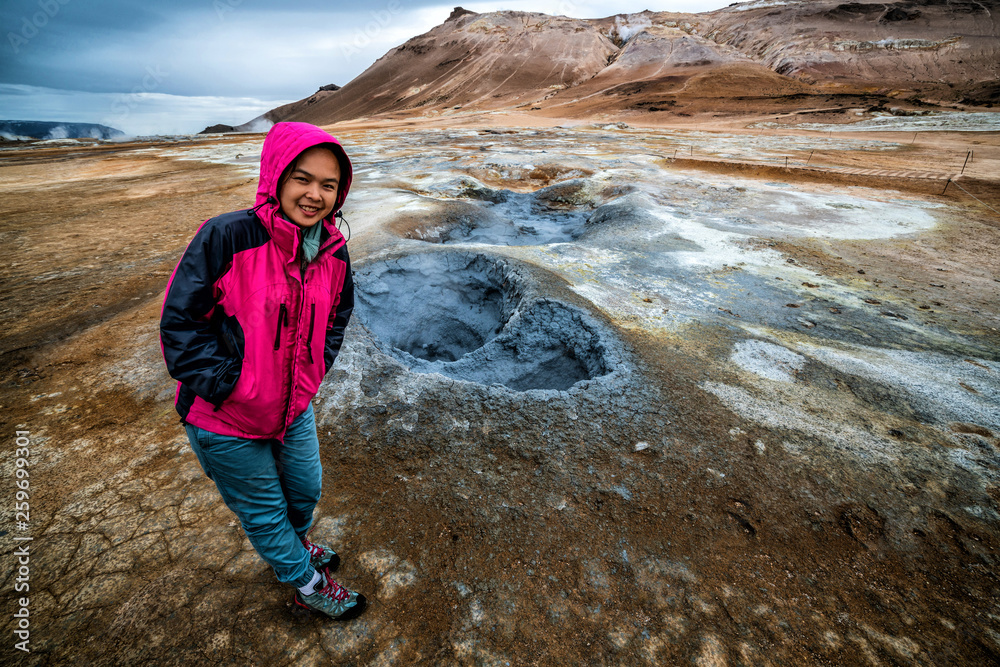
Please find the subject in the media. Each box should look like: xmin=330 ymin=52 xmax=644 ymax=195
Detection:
xmin=651 ymin=141 xmax=998 ymax=215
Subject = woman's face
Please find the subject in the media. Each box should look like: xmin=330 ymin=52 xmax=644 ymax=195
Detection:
xmin=278 ymin=146 xmax=341 ymax=228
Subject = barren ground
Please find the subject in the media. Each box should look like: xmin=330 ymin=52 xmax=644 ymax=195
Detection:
xmin=1 ymin=111 xmax=998 ymax=666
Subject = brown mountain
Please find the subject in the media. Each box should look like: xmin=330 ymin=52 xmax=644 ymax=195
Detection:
xmin=242 ymin=0 xmax=999 ymax=128
xmin=697 ymin=0 xmax=1000 ymax=104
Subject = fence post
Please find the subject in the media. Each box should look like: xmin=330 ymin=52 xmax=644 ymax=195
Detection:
xmin=961 ymin=150 xmax=971 ymax=174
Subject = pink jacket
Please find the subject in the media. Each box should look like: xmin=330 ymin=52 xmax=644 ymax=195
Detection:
xmin=160 ymin=122 xmax=354 ymax=440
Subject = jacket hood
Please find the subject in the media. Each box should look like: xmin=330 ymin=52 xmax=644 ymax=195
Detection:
xmin=254 ymin=122 xmax=353 ymax=248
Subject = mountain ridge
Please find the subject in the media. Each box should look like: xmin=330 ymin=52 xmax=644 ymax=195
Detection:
xmin=228 ymin=0 xmax=998 ymax=130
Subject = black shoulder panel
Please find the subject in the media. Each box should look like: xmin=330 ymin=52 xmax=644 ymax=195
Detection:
xmin=160 ymin=209 xmax=272 ymax=418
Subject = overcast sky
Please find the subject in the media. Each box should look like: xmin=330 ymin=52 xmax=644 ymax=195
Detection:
xmin=1 ymin=0 xmax=734 ymax=136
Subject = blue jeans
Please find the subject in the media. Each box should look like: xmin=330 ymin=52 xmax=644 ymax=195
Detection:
xmin=184 ymin=404 xmax=321 ymax=588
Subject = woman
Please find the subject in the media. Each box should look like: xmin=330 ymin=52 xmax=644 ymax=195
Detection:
xmin=160 ymin=122 xmax=365 ymax=620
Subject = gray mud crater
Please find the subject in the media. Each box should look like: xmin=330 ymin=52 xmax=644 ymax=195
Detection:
xmin=354 ymin=250 xmax=623 ymax=392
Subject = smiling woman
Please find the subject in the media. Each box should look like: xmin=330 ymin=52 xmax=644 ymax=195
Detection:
xmin=159 ymin=121 xmax=366 ymax=621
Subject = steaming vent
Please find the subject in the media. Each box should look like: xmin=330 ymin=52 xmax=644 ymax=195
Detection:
xmin=393 ymin=177 xmax=609 ymax=246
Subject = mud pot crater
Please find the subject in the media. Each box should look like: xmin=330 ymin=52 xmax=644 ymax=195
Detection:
xmin=353 ymin=250 xmax=625 ymax=392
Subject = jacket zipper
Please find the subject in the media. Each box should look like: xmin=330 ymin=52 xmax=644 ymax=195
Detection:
xmin=280 ymin=279 xmax=304 ymax=437
xmin=278 ymin=234 xmax=347 ymax=437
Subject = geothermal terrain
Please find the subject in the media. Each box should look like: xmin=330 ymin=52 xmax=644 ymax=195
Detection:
xmin=2 ymin=116 xmax=998 ymax=667
xmin=2 ymin=1 xmax=1000 ymax=665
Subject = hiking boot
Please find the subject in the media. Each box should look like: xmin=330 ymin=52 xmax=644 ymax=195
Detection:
xmin=293 ymin=575 xmax=367 ymax=620
xmin=302 ymin=536 xmax=340 ymax=573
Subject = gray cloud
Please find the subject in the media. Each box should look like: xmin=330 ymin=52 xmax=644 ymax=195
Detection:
xmin=1 ymin=0 xmax=728 ymax=133
xmin=3 ymin=1 xmax=727 ymax=93
xmin=2 ymin=1 xmax=436 ymax=96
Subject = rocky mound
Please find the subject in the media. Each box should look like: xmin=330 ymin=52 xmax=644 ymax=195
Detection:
xmin=537 ymin=18 xmax=815 ymax=118
xmin=279 ymin=10 xmax=619 ymax=125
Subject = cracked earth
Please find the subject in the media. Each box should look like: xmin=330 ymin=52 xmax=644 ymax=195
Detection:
xmin=1 ymin=119 xmax=998 ymax=665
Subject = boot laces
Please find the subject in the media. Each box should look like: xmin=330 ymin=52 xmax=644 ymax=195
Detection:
xmin=302 ymin=538 xmax=324 ymax=557
xmin=319 ymin=578 xmax=350 ymax=602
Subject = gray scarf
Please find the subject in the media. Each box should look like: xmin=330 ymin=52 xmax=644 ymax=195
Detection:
xmin=299 ymin=220 xmax=323 ymax=263
xmin=279 ymin=211 xmax=324 ymax=264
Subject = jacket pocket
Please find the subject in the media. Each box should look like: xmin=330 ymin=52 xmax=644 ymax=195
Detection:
xmin=211 ymin=315 xmax=245 ymax=409
xmin=211 ymin=354 xmax=242 ymax=410
xmin=273 ymin=303 xmax=288 ymax=351
xmin=307 ymin=302 xmax=316 ymax=364
xmin=220 ymin=315 xmax=245 ymax=359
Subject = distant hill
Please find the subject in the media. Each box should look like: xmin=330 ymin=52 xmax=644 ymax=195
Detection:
xmin=232 ymin=0 xmax=999 ymax=128
xmin=201 ymin=85 xmax=342 ymax=135
xmin=0 ymin=120 xmax=126 ymax=140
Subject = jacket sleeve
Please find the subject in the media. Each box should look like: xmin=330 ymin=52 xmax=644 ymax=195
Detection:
xmin=324 ymin=246 xmax=354 ymax=375
xmin=160 ymin=218 xmax=242 ymax=407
